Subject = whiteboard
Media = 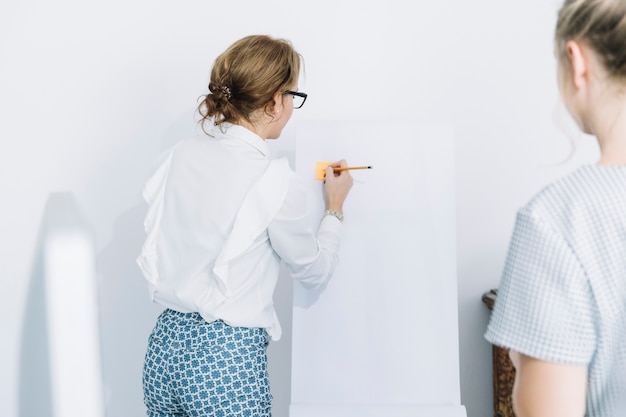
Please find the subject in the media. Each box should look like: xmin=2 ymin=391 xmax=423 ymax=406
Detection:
xmin=290 ymin=120 xmax=465 ymax=417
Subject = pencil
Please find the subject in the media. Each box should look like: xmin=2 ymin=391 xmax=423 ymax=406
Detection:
xmin=333 ymin=165 xmax=373 ymax=172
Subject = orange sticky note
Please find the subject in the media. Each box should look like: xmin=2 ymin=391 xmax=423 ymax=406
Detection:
xmin=315 ymin=162 xmax=334 ymax=180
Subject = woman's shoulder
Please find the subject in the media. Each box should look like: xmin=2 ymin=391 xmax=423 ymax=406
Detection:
xmin=522 ymin=164 xmax=626 ymax=228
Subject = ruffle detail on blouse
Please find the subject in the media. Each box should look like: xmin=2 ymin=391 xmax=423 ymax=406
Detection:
xmin=136 ymin=146 xmax=176 ymax=290
xmin=210 ymin=157 xmax=292 ymax=301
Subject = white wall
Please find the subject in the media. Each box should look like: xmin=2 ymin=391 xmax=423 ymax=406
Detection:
xmin=0 ymin=1 xmax=599 ymax=417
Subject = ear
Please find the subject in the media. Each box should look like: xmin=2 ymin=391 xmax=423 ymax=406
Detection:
xmin=565 ymin=40 xmax=588 ymax=89
xmin=271 ymin=91 xmax=284 ymax=115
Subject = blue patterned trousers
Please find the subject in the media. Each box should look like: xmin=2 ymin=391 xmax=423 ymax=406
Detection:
xmin=143 ymin=309 xmax=272 ymax=417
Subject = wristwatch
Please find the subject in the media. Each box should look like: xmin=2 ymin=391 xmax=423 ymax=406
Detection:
xmin=325 ymin=209 xmax=344 ymax=222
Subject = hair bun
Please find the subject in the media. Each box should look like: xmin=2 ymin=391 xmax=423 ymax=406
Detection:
xmin=208 ymin=82 xmax=232 ymax=101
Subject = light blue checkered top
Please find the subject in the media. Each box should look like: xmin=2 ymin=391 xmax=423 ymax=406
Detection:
xmin=485 ymin=164 xmax=626 ymax=417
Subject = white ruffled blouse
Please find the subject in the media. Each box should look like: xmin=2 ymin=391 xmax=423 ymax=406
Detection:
xmin=136 ymin=123 xmax=342 ymax=340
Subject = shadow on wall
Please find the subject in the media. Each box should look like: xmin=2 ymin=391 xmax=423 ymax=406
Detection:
xmin=18 ymin=202 xmax=53 ymax=417
xmin=267 ymin=265 xmax=294 ymax=417
xmin=96 ymin=204 xmax=163 ymax=416
xmin=15 ymin=119 xmax=187 ymax=417
xmin=78 ymin=107 xmax=197 ymax=416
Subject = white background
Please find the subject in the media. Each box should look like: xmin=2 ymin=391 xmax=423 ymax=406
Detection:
xmin=0 ymin=1 xmax=599 ymax=417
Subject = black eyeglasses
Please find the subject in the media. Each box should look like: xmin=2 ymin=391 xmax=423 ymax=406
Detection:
xmin=283 ymin=90 xmax=307 ymax=109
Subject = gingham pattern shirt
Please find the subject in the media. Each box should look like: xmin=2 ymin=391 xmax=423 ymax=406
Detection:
xmin=485 ymin=164 xmax=626 ymax=417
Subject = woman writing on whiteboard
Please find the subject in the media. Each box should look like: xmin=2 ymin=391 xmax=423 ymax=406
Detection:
xmin=137 ymin=34 xmax=353 ymax=417
xmin=485 ymin=1 xmax=626 ymax=416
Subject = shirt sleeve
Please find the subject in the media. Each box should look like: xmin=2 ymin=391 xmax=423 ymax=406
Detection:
xmin=484 ymin=209 xmax=597 ymax=365
xmin=267 ymin=174 xmax=342 ymax=289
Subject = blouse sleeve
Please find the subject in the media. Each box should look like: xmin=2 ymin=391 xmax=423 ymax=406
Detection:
xmin=484 ymin=209 xmax=597 ymax=365
xmin=267 ymin=173 xmax=342 ymax=289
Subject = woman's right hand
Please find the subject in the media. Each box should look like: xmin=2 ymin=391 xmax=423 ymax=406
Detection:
xmin=324 ymin=159 xmax=354 ymax=213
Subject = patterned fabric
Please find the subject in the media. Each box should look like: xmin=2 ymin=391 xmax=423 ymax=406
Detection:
xmin=143 ymin=309 xmax=272 ymax=417
xmin=485 ymin=164 xmax=626 ymax=417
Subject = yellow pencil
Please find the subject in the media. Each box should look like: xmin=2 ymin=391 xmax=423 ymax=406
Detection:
xmin=333 ymin=165 xmax=373 ymax=172
xmin=315 ymin=162 xmax=373 ymax=180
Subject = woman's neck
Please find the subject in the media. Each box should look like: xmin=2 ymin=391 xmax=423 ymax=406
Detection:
xmin=237 ymin=109 xmax=276 ymax=140
xmin=595 ymin=89 xmax=626 ymax=166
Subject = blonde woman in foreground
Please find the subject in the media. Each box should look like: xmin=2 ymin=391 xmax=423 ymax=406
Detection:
xmin=485 ymin=0 xmax=626 ymax=416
